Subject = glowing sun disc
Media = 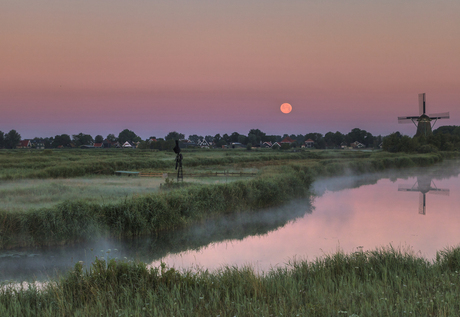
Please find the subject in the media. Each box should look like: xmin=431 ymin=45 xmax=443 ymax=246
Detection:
xmin=280 ymin=103 xmax=292 ymax=114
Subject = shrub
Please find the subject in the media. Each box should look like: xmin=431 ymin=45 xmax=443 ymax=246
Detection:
xmin=417 ymin=144 xmax=438 ymax=153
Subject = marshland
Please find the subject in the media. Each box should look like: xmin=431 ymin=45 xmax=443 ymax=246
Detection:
xmin=1 ymin=148 xmax=460 ymax=316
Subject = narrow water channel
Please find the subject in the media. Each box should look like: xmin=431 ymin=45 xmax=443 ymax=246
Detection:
xmin=2 ymin=160 xmax=460 ymax=282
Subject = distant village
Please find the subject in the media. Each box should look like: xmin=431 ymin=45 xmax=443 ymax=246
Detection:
xmin=1 ymin=128 xmax=384 ymax=151
xmin=4 ymin=124 xmax=460 ymax=153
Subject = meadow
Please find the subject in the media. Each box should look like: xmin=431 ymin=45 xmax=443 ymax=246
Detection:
xmin=2 ymin=148 xmax=460 ymax=316
xmin=0 ymin=148 xmax=451 ymax=249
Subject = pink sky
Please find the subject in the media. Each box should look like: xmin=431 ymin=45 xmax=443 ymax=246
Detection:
xmin=1 ymin=1 xmax=459 ymax=139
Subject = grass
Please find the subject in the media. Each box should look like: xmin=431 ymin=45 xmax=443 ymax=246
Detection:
xmin=0 ymin=150 xmax=455 ymax=249
xmin=0 ymin=175 xmax=245 ymax=211
xmin=1 ymin=245 xmax=460 ymax=316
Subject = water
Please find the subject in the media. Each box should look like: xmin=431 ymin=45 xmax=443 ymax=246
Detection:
xmin=2 ymin=160 xmax=460 ymax=281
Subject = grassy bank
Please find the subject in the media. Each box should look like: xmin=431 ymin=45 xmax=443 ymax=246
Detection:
xmin=0 ymin=152 xmax=450 ymax=249
xmin=0 ymin=149 xmax=326 ymax=180
xmin=2 ymin=245 xmax=460 ymax=316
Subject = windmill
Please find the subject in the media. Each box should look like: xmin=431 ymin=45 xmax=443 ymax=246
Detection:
xmin=398 ymin=175 xmax=449 ymax=215
xmin=398 ymin=93 xmax=450 ymax=136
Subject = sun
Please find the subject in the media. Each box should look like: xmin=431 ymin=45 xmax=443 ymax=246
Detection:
xmin=280 ymin=103 xmax=292 ymax=114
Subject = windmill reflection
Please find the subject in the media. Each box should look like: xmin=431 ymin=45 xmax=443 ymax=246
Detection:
xmin=398 ymin=175 xmax=449 ymax=215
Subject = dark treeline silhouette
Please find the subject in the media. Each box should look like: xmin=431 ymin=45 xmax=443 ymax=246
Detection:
xmin=1 ymin=126 xmax=460 ymax=152
xmin=383 ymin=126 xmax=460 ymax=153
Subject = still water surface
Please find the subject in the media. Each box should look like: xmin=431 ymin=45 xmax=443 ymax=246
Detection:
xmin=2 ymin=160 xmax=460 ymax=282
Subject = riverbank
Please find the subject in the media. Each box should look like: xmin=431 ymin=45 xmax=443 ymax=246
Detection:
xmin=2 ymin=245 xmax=460 ymax=316
xmin=0 ymin=151 xmax=454 ymax=249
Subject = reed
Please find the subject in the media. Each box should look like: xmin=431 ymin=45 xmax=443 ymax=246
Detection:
xmin=0 ymin=152 xmax=451 ymax=249
xmin=1 ymin=245 xmax=460 ymax=316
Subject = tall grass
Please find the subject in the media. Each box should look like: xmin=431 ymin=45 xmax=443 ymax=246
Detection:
xmin=1 ymin=245 xmax=460 ymax=316
xmin=0 ymin=152 xmax=451 ymax=249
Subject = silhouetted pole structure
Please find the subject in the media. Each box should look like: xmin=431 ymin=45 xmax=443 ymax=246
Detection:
xmin=173 ymin=140 xmax=183 ymax=182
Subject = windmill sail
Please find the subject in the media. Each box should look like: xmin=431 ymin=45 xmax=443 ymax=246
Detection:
xmin=419 ymin=93 xmax=426 ymax=115
xmin=398 ymin=116 xmax=418 ymax=124
xmin=398 ymin=93 xmax=450 ymax=136
xmin=428 ymin=112 xmax=450 ymax=119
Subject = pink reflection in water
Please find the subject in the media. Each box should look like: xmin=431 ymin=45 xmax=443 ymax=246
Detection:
xmin=150 ymin=175 xmax=460 ymax=273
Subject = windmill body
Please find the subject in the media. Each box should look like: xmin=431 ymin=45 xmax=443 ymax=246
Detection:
xmin=398 ymin=93 xmax=450 ymax=137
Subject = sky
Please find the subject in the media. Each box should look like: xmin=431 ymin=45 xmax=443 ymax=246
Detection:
xmin=1 ymin=0 xmax=459 ymax=140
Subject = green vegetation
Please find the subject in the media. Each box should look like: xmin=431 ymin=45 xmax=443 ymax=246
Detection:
xmin=2 ymin=245 xmax=460 ymax=316
xmin=0 ymin=149 xmax=454 ymax=249
xmin=1 ymin=149 xmax=460 ymax=315
xmin=383 ymin=126 xmax=460 ymax=153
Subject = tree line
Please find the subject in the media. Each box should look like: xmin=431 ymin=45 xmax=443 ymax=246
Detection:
xmin=0 ymin=128 xmax=382 ymax=150
xmin=382 ymin=126 xmax=460 ymax=153
xmin=2 ymin=126 xmax=459 ymax=152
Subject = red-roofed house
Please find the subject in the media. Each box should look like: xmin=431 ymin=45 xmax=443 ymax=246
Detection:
xmin=280 ymin=136 xmax=296 ymax=144
xmin=351 ymin=141 xmax=365 ymax=149
xmin=93 ymin=143 xmax=103 ymax=148
xmin=262 ymin=141 xmax=273 ymax=148
xmin=305 ymin=139 xmax=314 ymax=148
xmin=17 ymin=140 xmax=31 ymax=149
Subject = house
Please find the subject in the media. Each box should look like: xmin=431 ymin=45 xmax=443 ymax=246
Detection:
xmin=261 ymin=141 xmax=273 ymax=148
xmin=103 ymin=139 xmax=120 ymax=148
xmin=122 ymin=141 xmax=133 ymax=148
xmin=351 ymin=141 xmax=365 ymax=149
xmin=305 ymin=139 xmax=314 ymax=148
xmin=198 ymin=139 xmax=211 ymax=148
xmin=180 ymin=139 xmax=198 ymax=148
xmin=93 ymin=143 xmax=104 ymax=148
xmin=280 ymin=136 xmax=296 ymax=144
xmin=17 ymin=140 xmax=31 ymax=149
xmin=230 ymin=142 xmax=245 ymax=148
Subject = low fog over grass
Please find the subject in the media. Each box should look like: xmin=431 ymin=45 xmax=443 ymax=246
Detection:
xmin=0 ymin=175 xmax=249 ymax=211
xmin=0 ymin=177 xmax=163 ymax=211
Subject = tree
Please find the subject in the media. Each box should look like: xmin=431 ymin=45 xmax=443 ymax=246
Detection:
xmin=217 ymin=139 xmax=227 ymax=147
xmin=229 ymin=132 xmax=240 ymax=143
xmin=248 ymin=133 xmax=257 ymax=146
xmin=52 ymin=134 xmax=71 ymax=148
xmin=222 ymin=134 xmax=230 ymax=144
xmin=95 ymin=135 xmax=104 ymax=143
xmin=137 ymin=140 xmax=150 ymax=150
xmin=237 ymin=135 xmax=247 ymax=145
xmin=107 ymin=134 xmax=117 ymax=142
xmin=5 ymin=129 xmax=21 ymax=149
xmin=213 ymin=134 xmax=222 ymax=145
xmin=0 ymin=131 xmax=4 ymax=148
xmin=165 ymin=131 xmax=185 ymax=141
xmin=265 ymin=135 xmax=280 ymax=143
xmin=346 ymin=128 xmax=374 ymax=147
xmin=72 ymin=133 xmax=94 ymax=146
xmin=188 ymin=134 xmax=202 ymax=144
xmin=204 ymin=135 xmax=213 ymax=143
xmin=324 ymin=132 xmax=336 ymax=148
xmin=248 ymin=129 xmax=266 ymax=144
xmin=118 ymin=129 xmax=140 ymax=144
